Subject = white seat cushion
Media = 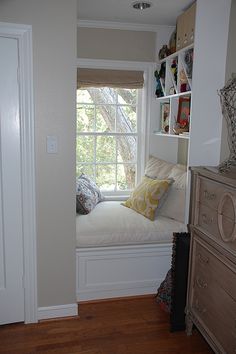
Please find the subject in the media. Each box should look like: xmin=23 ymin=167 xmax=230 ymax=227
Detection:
xmin=76 ymin=201 xmax=187 ymax=247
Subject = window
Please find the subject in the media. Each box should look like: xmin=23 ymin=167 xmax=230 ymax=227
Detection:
xmin=76 ymin=86 xmax=142 ymax=194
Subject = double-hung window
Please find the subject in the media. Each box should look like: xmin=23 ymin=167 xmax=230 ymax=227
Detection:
xmin=76 ymin=68 xmax=145 ymax=196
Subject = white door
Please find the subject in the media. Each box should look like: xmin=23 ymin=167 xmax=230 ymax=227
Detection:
xmin=0 ymin=36 xmax=24 ymax=324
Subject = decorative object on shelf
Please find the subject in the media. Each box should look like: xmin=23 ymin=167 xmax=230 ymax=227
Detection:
xmin=171 ymin=59 xmax=178 ymax=85
xmin=158 ymin=45 xmax=171 ymax=60
xmin=169 ymin=86 xmax=175 ymax=95
xmin=169 ymin=30 xmax=176 ymax=54
xmin=159 ymin=62 xmax=166 ymax=81
xmin=155 ymin=63 xmax=166 ymax=97
xmin=179 ymin=69 xmax=188 ymax=93
xmin=184 ymin=48 xmax=194 ymax=79
xmin=160 ymin=102 xmax=170 ymax=133
xmin=173 ymin=96 xmax=190 ymax=134
xmin=218 ymin=74 xmax=236 ymax=172
xmin=173 ymin=126 xmax=189 ymax=135
xmin=154 ymin=70 xmax=164 ymax=98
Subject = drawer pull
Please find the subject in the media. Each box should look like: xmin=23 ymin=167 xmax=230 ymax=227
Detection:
xmin=204 ymin=190 xmax=216 ymax=201
xmin=202 ymin=213 xmax=214 ymax=225
xmin=194 ymin=299 xmax=206 ymax=315
xmin=196 ymin=276 xmax=207 ymax=289
xmin=218 ymin=192 xmax=236 ymax=243
xmin=198 ymin=253 xmax=209 ymax=264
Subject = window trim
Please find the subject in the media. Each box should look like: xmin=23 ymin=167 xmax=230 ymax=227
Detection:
xmin=76 ymin=58 xmax=155 ymax=195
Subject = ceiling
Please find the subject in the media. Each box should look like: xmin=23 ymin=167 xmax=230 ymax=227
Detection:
xmin=77 ymin=0 xmax=195 ymax=26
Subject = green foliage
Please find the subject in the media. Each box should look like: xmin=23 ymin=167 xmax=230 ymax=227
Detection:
xmin=76 ymin=87 xmax=138 ymax=191
xmin=77 ymin=104 xmax=94 ymax=131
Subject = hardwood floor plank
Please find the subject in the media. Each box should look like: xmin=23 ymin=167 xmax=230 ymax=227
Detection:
xmin=0 ymin=296 xmax=213 ymax=354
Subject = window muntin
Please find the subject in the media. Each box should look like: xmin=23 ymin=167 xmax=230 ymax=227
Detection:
xmin=76 ymin=87 xmax=141 ymax=193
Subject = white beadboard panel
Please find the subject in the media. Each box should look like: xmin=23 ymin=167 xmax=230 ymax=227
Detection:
xmin=76 ymin=244 xmax=172 ymax=301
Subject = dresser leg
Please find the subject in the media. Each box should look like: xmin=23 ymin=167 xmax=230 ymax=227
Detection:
xmin=186 ymin=313 xmax=193 ymax=336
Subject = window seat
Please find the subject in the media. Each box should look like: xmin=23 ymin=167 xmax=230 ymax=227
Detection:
xmin=76 ymin=200 xmax=187 ymax=302
xmin=76 ymin=201 xmax=187 ymax=248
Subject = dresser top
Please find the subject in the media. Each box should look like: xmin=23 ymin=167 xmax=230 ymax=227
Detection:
xmin=191 ymin=166 xmax=236 ymax=188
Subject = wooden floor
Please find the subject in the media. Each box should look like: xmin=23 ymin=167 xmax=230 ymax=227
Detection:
xmin=0 ymin=296 xmax=213 ymax=354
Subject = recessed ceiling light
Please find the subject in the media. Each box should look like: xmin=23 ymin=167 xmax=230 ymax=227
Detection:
xmin=132 ymin=1 xmax=152 ymax=10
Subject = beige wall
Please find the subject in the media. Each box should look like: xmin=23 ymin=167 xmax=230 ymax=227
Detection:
xmin=77 ymin=27 xmax=156 ymax=62
xmin=220 ymin=0 xmax=236 ymax=162
xmin=0 ymin=0 xmax=77 ymax=307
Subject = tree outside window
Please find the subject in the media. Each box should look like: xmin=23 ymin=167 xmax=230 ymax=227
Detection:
xmin=76 ymin=87 xmax=140 ymax=192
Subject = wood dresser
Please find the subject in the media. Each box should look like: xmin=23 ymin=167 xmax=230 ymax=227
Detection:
xmin=186 ymin=166 xmax=236 ymax=354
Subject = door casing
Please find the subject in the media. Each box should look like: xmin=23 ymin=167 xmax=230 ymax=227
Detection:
xmin=0 ymin=22 xmax=37 ymax=323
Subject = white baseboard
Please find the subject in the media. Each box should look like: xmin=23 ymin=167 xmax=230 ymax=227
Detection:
xmin=38 ymin=303 xmax=78 ymax=321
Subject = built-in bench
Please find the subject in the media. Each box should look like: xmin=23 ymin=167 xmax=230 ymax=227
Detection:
xmin=76 ymin=156 xmax=188 ymax=302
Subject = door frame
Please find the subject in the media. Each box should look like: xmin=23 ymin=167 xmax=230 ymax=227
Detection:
xmin=0 ymin=22 xmax=37 ymax=323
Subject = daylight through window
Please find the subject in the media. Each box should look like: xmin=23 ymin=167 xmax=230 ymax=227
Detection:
xmin=76 ymin=87 xmax=141 ymax=193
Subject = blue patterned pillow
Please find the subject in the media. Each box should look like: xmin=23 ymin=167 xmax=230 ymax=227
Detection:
xmin=76 ymin=174 xmax=103 ymax=214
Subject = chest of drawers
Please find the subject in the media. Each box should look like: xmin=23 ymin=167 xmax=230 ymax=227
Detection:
xmin=186 ymin=167 xmax=236 ymax=354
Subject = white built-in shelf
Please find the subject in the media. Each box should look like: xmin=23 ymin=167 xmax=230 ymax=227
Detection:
xmin=159 ymin=43 xmax=194 ymax=64
xmin=153 ymin=132 xmax=190 ymax=140
xmin=157 ymin=91 xmax=191 ymax=101
xmin=155 ymin=43 xmax=193 ymax=143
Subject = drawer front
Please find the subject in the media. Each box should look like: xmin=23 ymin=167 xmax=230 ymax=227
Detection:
xmin=193 ymin=239 xmax=236 ymax=300
xmin=191 ymin=289 xmax=236 ymax=354
xmin=197 ymin=203 xmax=236 ymax=253
xmin=191 ymin=240 xmax=236 ymax=353
xmin=198 ymin=177 xmax=236 ymax=220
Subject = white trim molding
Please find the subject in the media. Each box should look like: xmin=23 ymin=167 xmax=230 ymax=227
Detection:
xmin=77 ymin=19 xmax=174 ymax=33
xmin=0 ymin=22 xmax=37 ymax=323
xmin=77 ymin=57 xmax=155 ymax=70
xmin=38 ymin=304 xmax=78 ymax=321
xmin=77 ymin=58 xmax=156 ymax=178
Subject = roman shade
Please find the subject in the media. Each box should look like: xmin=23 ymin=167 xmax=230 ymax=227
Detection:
xmin=77 ymin=68 xmax=144 ymax=89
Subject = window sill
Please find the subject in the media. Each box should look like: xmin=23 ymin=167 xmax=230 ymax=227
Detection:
xmin=103 ymin=195 xmax=129 ymax=202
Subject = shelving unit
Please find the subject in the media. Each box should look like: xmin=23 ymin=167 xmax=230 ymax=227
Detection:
xmin=156 ymin=44 xmax=194 ymax=138
xmin=152 ymin=43 xmax=194 ymax=225
xmin=150 ymin=0 xmax=231 ymax=225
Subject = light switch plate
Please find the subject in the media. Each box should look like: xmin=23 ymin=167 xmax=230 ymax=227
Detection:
xmin=46 ymin=135 xmax=58 ymax=154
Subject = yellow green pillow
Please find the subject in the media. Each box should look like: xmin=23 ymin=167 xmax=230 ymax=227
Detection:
xmin=122 ymin=176 xmax=172 ymax=221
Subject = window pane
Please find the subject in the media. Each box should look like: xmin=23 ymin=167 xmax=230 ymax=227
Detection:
xmin=76 ymin=164 xmax=95 ymax=179
xmin=117 ymin=105 xmax=137 ymax=133
xmin=117 ymin=88 xmax=137 ymax=105
xmin=96 ymin=164 xmax=116 ymax=191
xmin=96 ymin=136 xmax=116 ymax=162
xmin=77 ymin=104 xmax=95 ymax=132
xmin=117 ymin=164 xmax=136 ymax=190
xmin=96 ymin=105 xmax=116 ymax=132
xmin=88 ymin=87 xmax=116 ymax=104
xmin=76 ymin=136 xmax=94 ymax=163
xmin=117 ymin=135 xmax=136 ymax=163
xmin=76 ymin=87 xmax=140 ymax=194
xmin=77 ymin=89 xmax=93 ymax=104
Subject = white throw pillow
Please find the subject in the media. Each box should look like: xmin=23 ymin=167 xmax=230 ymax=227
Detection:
xmin=145 ymin=156 xmax=175 ymax=180
xmin=159 ymin=187 xmax=186 ymax=223
xmin=145 ymin=156 xmax=187 ymax=223
xmin=169 ymin=165 xmax=187 ymax=188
